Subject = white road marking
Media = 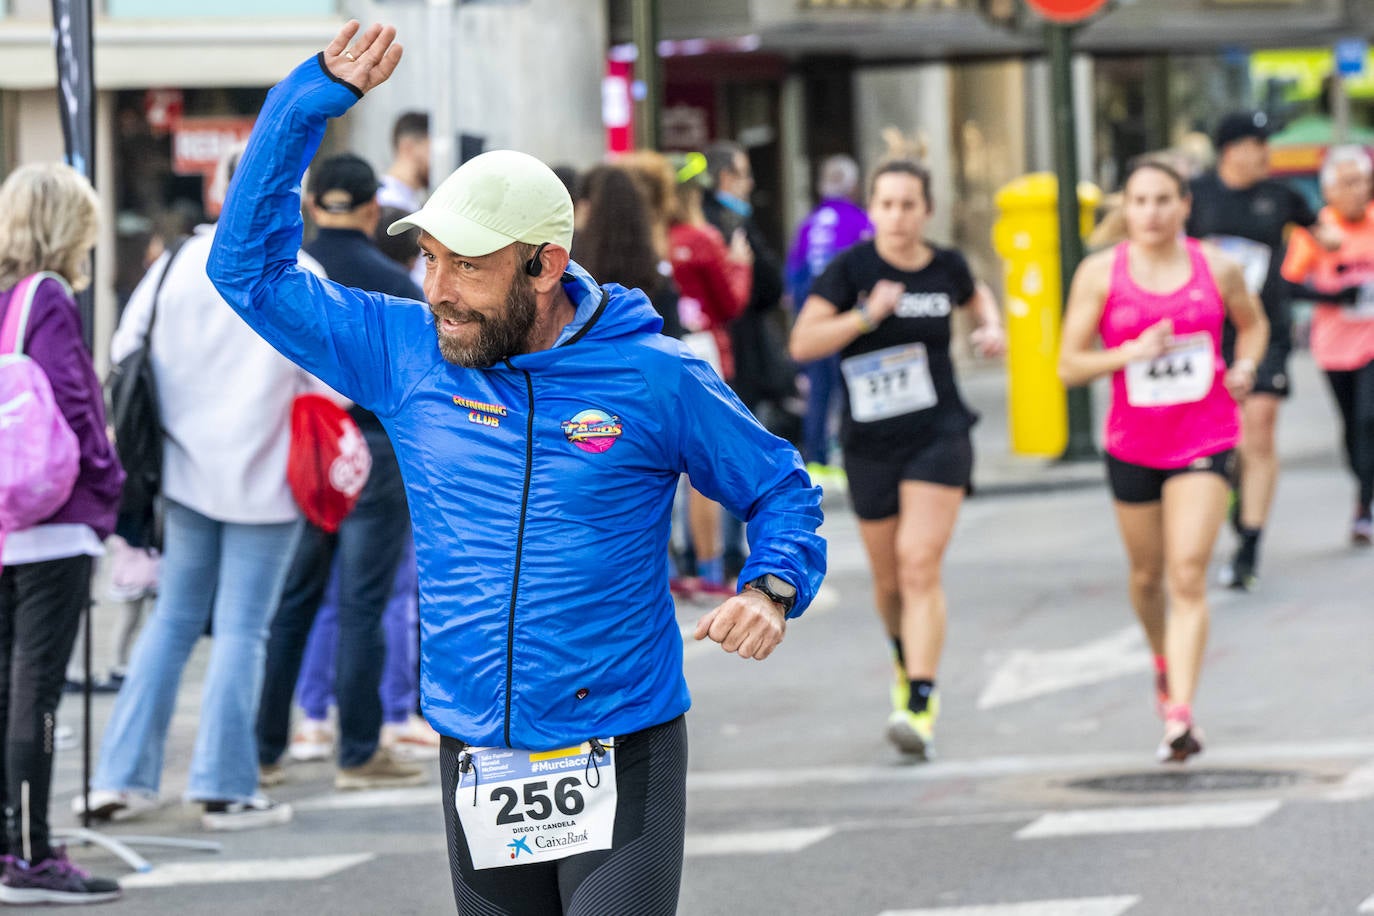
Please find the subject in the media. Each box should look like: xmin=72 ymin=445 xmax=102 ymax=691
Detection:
xmin=686 ymin=740 xmax=1374 ymax=793
xmin=295 ymin=786 xmax=437 ymax=811
xmin=877 ymin=897 xmax=1140 ymax=916
xmin=1015 ymin=799 xmax=1280 ymax=839
xmin=1325 ymin=759 xmax=1374 ymax=801
xmin=684 ymin=826 xmax=834 ymax=857
xmin=978 ymin=626 xmax=1150 ymax=709
xmin=1357 ymin=892 xmax=1374 ymax=913
xmin=121 ymin=853 xmax=374 ymax=889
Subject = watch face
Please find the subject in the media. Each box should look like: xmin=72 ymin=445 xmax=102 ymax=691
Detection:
xmin=764 ymin=574 xmax=797 ymax=599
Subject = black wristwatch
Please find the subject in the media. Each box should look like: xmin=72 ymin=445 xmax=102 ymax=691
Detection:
xmin=742 ymin=574 xmax=797 ymax=616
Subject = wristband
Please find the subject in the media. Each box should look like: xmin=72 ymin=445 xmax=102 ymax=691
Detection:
xmin=855 ymin=306 xmax=876 ymax=333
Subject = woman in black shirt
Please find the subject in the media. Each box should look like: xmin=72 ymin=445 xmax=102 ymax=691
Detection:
xmin=790 ymin=160 xmax=1004 ymax=760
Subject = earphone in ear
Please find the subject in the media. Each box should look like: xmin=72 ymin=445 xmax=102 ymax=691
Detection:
xmin=525 ymin=242 xmax=550 ymax=277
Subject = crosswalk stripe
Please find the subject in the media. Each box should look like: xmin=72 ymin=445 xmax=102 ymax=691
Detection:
xmin=120 ymin=853 xmax=375 ymax=889
xmin=684 ymin=827 xmax=833 ymax=857
xmin=1358 ymin=892 xmax=1374 ymax=913
xmin=1015 ymin=799 xmax=1280 ymax=839
xmin=1325 ymin=760 xmax=1374 ymax=802
xmin=876 ymin=896 xmax=1141 ymax=916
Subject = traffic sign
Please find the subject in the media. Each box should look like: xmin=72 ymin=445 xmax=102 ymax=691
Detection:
xmin=1025 ymin=0 xmax=1109 ymax=23
xmin=1335 ymin=39 xmax=1368 ymax=78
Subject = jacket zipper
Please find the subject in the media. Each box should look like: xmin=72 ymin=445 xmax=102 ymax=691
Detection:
xmin=504 ymin=366 xmax=536 ymax=747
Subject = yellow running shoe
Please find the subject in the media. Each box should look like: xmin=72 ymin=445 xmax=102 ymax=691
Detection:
xmin=885 ymin=691 xmax=939 ymax=759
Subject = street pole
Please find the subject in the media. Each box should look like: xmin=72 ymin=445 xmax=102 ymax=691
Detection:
xmin=428 ymin=0 xmax=457 ymax=181
xmin=631 ymin=0 xmax=660 ymax=150
xmin=1047 ymin=22 xmax=1097 ymax=461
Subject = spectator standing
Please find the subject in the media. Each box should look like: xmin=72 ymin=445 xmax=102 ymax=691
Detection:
xmin=786 ymin=154 xmax=873 ymax=474
xmin=0 ymin=163 xmax=124 ymax=904
xmin=86 ymin=144 xmax=318 ymax=831
xmin=255 ymin=154 xmax=426 ymax=790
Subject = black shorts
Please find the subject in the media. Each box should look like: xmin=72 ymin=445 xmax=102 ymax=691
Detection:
xmin=440 ymin=716 xmax=687 ymax=916
xmin=844 ymin=432 xmax=974 ymax=520
xmin=1106 ymin=450 xmax=1236 ymax=505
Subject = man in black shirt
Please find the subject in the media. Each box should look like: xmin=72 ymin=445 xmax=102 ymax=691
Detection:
xmin=1186 ymin=111 xmax=1319 ymax=590
xmin=256 ymin=154 xmax=426 ymax=790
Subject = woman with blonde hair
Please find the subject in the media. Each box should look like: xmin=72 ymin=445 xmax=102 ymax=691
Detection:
xmin=0 ymin=163 xmax=124 ymax=903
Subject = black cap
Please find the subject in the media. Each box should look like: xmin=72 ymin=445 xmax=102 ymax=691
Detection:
xmin=309 ymin=153 xmax=379 ymax=213
xmin=1214 ymin=111 xmax=1273 ymax=151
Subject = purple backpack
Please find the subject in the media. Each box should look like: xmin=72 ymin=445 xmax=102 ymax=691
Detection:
xmin=0 ymin=273 xmax=81 ymax=570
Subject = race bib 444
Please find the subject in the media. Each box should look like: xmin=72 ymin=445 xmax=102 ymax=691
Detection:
xmin=456 ymin=741 xmax=617 ymax=870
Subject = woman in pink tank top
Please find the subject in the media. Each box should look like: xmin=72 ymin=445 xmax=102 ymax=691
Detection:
xmin=1060 ymin=159 xmax=1268 ymax=764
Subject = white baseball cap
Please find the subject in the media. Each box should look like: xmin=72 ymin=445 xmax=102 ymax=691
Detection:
xmin=387 ymin=149 xmax=573 ymax=257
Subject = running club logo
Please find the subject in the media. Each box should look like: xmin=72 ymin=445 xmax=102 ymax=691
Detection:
xmin=561 ymin=408 xmax=623 ymax=454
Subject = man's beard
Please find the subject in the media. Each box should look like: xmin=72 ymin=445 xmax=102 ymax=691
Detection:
xmin=433 ymin=278 xmax=538 ymax=368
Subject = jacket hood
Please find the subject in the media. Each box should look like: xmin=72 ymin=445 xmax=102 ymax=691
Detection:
xmin=544 ymin=260 xmax=664 ymax=351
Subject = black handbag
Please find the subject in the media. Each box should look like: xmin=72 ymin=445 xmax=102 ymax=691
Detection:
xmin=106 ymin=238 xmax=186 ymax=549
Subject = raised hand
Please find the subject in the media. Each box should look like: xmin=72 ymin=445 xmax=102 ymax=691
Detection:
xmin=323 ymin=20 xmax=403 ymax=95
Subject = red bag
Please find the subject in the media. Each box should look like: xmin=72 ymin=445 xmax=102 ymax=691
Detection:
xmin=287 ymin=394 xmax=372 ymax=533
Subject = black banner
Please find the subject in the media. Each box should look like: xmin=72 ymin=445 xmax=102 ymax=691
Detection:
xmin=50 ymin=0 xmax=96 ymax=346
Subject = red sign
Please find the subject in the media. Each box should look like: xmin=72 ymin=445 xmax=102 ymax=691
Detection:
xmin=172 ymin=116 xmax=255 ymax=177
xmin=603 ymin=56 xmax=635 ymax=155
xmin=1025 ymin=0 xmax=1108 ymax=22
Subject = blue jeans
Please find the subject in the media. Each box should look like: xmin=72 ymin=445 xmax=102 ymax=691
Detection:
xmin=94 ymin=501 xmax=299 ymax=803
xmin=295 ymin=536 xmax=418 ymax=724
xmin=256 ymin=427 xmax=410 ymax=768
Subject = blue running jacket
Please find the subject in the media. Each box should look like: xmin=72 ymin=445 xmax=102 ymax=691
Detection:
xmin=208 ymin=56 xmax=826 ymax=750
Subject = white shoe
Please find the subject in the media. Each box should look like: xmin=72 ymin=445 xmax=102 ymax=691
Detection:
xmin=381 ymin=714 xmax=441 ymax=762
xmin=201 ymin=796 xmax=293 ymax=832
xmin=71 ymin=788 xmax=160 ymax=822
xmin=287 ymin=718 xmax=334 ymax=762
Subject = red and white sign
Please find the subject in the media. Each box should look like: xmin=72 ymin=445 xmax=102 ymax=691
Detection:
xmin=143 ymin=89 xmax=183 ymax=135
xmin=603 ymin=57 xmax=635 ymax=155
xmin=172 ymin=116 xmax=255 ymax=177
xmin=1025 ymin=0 xmax=1108 ymax=22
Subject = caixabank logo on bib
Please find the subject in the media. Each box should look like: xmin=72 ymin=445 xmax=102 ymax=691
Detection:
xmin=561 ymin=408 xmax=623 ymax=454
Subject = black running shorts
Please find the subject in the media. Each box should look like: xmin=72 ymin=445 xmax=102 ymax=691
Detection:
xmin=440 ymin=715 xmax=687 ymax=916
xmin=844 ymin=432 xmax=974 ymax=520
xmin=1106 ymin=449 xmax=1236 ymax=505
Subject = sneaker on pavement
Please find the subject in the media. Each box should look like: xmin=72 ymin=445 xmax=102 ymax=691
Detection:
xmin=1352 ymin=513 xmax=1372 ymax=547
xmin=381 ymin=715 xmax=441 ymax=762
xmin=201 ymin=796 xmax=293 ymax=832
xmin=287 ymin=719 xmax=334 ymax=763
xmin=335 ymin=747 xmax=427 ymax=791
xmin=1220 ymin=549 xmax=1257 ymax=592
xmin=70 ymin=788 xmax=159 ymax=822
xmin=885 ymin=691 xmax=939 ymax=760
xmin=259 ymin=762 xmax=286 ymax=788
xmin=0 ymin=847 xmax=120 ymax=905
xmin=1156 ymin=719 xmax=1204 ymax=764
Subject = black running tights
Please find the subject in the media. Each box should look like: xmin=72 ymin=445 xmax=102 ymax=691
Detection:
xmin=1325 ymin=360 xmax=1374 ymax=510
xmin=440 ymin=715 xmax=687 ymax=916
xmin=0 ymin=555 xmax=91 ymax=863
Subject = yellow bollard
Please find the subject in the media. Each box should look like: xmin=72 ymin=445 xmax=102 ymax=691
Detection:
xmin=992 ymin=173 xmax=1101 ymax=457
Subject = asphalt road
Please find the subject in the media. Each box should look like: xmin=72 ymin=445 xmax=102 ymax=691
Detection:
xmin=49 ymin=354 xmax=1374 ymax=915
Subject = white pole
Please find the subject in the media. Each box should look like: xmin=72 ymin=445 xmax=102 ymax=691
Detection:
xmin=428 ymin=0 xmax=457 ymax=182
